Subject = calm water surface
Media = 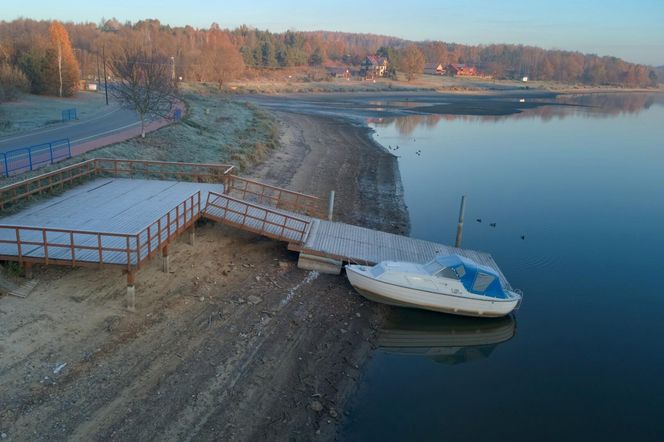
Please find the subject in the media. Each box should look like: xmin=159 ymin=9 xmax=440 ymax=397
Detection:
xmin=341 ymin=93 xmax=664 ymax=441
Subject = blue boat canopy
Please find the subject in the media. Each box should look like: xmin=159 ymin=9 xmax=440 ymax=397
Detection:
xmin=423 ymin=254 xmax=507 ymax=299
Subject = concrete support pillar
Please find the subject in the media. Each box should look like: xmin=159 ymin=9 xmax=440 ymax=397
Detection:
xmin=24 ymin=262 xmax=33 ymax=279
xmin=188 ymin=226 xmax=196 ymax=246
xmin=126 ymin=270 xmax=136 ymax=312
xmin=162 ymin=244 xmax=170 ymax=273
xmin=297 ymin=253 xmax=342 ymax=275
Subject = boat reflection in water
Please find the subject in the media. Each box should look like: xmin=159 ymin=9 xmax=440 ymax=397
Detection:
xmin=377 ymin=309 xmax=516 ymax=365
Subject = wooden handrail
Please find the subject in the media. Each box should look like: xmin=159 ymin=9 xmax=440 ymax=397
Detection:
xmin=205 ymin=192 xmax=311 ymax=243
xmin=0 ymin=224 xmax=138 ymax=269
xmin=226 ymin=175 xmax=326 ymax=218
xmin=0 ymin=158 xmax=235 ymax=210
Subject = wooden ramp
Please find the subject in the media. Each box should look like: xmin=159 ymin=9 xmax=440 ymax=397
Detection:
xmin=203 ymin=191 xmax=512 ymax=290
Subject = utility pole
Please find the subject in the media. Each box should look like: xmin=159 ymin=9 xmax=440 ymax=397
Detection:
xmin=96 ymin=53 xmax=101 ymax=92
xmin=102 ymin=45 xmax=109 ymax=105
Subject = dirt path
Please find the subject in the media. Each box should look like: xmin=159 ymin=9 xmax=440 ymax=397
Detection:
xmin=0 ymin=110 xmax=407 ymax=441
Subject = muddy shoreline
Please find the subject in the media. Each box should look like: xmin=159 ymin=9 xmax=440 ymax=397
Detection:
xmin=0 ymin=103 xmax=408 ymax=441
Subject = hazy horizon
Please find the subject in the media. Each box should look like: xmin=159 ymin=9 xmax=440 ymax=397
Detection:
xmin=3 ymin=0 xmax=663 ymax=66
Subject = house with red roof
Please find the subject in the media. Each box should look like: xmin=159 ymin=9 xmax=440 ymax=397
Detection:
xmin=445 ymin=63 xmax=478 ymax=77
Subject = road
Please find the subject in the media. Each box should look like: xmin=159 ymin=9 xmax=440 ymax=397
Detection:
xmin=0 ymin=101 xmax=141 ymax=154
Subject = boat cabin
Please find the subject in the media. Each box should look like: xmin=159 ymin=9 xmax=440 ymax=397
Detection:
xmin=423 ymin=255 xmax=507 ymax=299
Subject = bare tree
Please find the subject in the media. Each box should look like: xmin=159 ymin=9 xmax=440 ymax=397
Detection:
xmin=110 ymin=48 xmax=176 ymax=138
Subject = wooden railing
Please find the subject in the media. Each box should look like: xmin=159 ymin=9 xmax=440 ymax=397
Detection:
xmin=0 ymin=191 xmax=202 ymax=270
xmin=95 ymin=158 xmax=235 ymax=183
xmin=0 ymin=159 xmax=98 ymax=209
xmin=0 ymin=225 xmax=138 ymax=269
xmin=0 ymin=158 xmax=234 ymax=211
xmin=204 ymin=192 xmax=311 ymax=244
xmin=226 ymin=175 xmax=326 ymax=218
xmin=135 ymin=191 xmax=201 ymax=268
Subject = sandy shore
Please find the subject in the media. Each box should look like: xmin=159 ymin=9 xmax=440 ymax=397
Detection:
xmin=0 ymin=107 xmax=406 ymax=441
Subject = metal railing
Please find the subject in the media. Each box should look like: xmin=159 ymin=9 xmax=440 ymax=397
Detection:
xmin=226 ymin=175 xmax=326 ymax=218
xmin=1 ymin=138 xmax=72 ymax=177
xmin=61 ymin=109 xmax=77 ymax=121
xmin=0 ymin=191 xmax=202 ymax=270
xmin=205 ymin=191 xmax=311 ymax=244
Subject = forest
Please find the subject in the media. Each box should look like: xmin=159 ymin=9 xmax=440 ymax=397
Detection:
xmin=0 ymin=17 xmax=659 ymax=101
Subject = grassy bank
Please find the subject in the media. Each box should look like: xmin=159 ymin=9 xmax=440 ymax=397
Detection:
xmin=0 ymin=85 xmax=280 ymax=186
xmin=0 ymin=92 xmax=108 ymax=136
xmin=89 ymin=85 xmax=279 ymax=168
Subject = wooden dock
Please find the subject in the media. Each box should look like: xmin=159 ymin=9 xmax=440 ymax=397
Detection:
xmin=0 ymin=157 xmax=512 ymax=310
xmin=203 ymin=192 xmax=512 ymax=290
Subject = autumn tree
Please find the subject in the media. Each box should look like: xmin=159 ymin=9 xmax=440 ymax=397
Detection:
xmin=48 ymin=21 xmax=79 ymax=96
xmin=398 ymin=44 xmax=425 ymax=81
xmin=110 ymin=47 xmax=176 ymax=137
xmin=205 ymin=43 xmax=245 ymax=87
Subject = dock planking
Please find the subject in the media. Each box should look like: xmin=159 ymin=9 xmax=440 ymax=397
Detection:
xmin=0 ymin=178 xmax=223 ymax=266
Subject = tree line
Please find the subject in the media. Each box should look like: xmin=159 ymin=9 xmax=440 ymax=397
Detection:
xmin=0 ymin=17 xmax=659 ymax=102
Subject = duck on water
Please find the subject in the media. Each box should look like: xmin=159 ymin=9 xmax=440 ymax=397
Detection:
xmin=345 ymin=254 xmax=522 ymax=318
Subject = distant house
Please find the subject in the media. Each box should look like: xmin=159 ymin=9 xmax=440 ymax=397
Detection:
xmin=423 ymin=63 xmax=445 ymax=76
xmin=445 ymin=63 xmax=478 ymax=77
xmin=327 ymin=67 xmax=351 ymax=79
xmin=360 ymin=55 xmax=389 ymax=79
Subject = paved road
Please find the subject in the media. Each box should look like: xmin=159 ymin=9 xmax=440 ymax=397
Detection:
xmin=0 ymin=102 xmax=141 ymax=154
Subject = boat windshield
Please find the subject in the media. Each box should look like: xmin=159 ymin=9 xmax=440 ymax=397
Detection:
xmin=435 ymin=267 xmax=460 ymax=279
xmin=423 ymin=261 xmax=443 ymax=274
xmin=370 ymin=265 xmax=386 ymax=278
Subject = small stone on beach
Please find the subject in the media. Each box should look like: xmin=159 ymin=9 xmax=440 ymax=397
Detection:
xmin=310 ymin=400 xmax=324 ymax=412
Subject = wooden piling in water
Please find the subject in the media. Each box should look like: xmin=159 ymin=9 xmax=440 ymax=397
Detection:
xmin=455 ymin=195 xmax=466 ymax=248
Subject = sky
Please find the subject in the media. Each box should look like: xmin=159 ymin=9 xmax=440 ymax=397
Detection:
xmin=4 ymin=0 xmax=664 ymax=65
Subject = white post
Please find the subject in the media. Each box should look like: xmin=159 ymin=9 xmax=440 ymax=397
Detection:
xmin=328 ymin=190 xmax=335 ymax=221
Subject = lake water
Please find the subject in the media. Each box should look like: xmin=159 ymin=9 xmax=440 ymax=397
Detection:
xmin=341 ymin=93 xmax=664 ymax=441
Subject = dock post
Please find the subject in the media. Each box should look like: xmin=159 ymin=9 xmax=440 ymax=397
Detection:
xmin=24 ymin=262 xmax=33 ymax=279
xmin=188 ymin=225 xmax=196 ymax=246
xmin=455 ymin=195 xmax=466 ymax=248
xmin=162 ymin=244 xmax=170 ymax=273
xmin=328 ymin=190 xmax=335 ymax=221
xmin=126 ymin=270 xmax=136 ymax=312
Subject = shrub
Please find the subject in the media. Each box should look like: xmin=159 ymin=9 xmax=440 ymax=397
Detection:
xmin=0 ymin=63 xmax=29 ymax=102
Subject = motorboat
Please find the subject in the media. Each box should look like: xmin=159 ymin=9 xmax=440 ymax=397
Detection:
xmin=345 ymin=254 xmax=522 ymax=317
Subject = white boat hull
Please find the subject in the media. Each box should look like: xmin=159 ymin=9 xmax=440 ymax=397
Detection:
xmin=346 ymin=267 xmax=519 ymax=318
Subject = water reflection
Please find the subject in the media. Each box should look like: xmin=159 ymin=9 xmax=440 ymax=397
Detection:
xmin=377 ymin=309 xmax=515 ymax=365
xmin=370 ymin=93 xmax=663 ymax=135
